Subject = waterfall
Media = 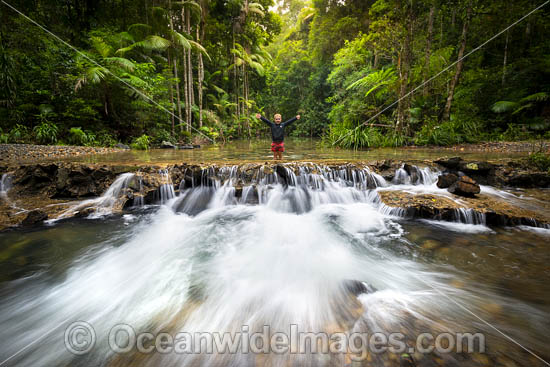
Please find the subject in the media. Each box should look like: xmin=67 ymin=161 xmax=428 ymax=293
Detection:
xmin=0 ymin=173 xmax=12 ymax=201
xmin=158 ymin=169 xmax=176 ymax=204
xmin=453 ymin=208 xmax=487 ymax=225
xmin=392 ymin=164 xmax=439 ymax=185
xmin=132 ymin=175 xmax=144 ymax=207
xmin=53 ymin=173 xmax=135 ymax=221
xmin=169 ymin=164 xmax=440 ymax=218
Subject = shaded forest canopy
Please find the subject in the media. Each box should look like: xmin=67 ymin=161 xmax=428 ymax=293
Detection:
xmin=0 ymin=0 xmax=549 ymax=149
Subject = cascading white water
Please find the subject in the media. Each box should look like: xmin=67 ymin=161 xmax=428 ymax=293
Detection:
xmin=52 ymin=173 xmax=135 ymax=221
xmin=132 ymin=175 xmax=144 ymax=207
xmin=158 ymin=169 xmax=176 ymax=204
xmin=1 ymin=164 xmax=548 ymax=367
xmin=0 ymin=173 xmax=12 ymax=201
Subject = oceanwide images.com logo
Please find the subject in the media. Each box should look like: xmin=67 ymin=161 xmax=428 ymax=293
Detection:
xmin=64 ymin=322 xmax=485 ymax=360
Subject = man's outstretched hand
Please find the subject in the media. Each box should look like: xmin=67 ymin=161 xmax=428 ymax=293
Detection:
xmin=255 ymin=113 xmax=261 ymax=119
xmin=296 ymin=115 xmax=301 ymax=119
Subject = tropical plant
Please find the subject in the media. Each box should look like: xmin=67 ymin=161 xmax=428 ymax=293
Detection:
xmin=33 ymin=121 xmax=59 ymax=144
xmin=131 ymin=134 xmax=151 ymax=150
xmin=8 ymin=124 xmax=29 ymax=143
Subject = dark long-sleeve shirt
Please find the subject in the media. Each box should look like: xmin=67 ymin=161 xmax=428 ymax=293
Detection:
xmin=260 ymin=116 xmax=298 ymax=142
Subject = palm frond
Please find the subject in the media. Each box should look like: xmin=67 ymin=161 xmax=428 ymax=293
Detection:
xmin=175 ymin=1 xmax=202 ymax=15
xmin=491 ymin=101 xmax=519 ymax=113
xmin=249 ymin=61 xmax=264 ymax=76
xmin=170 ymin=30 xmax=191 ymax=49
xmin=347 ymin=67 xmax=397 ymax=98
xmin=105 ymin=57 xmax=136 ymax=71
xmin=133 ymin=35 xmax=171 ymax=51
xmin=128 ymin=23 xmax=153 ymax=37
xmin=248 ymin=3 xmax=265 ymax=17
xmin=520 ymin=92 xmax=549 ymax=104
xmin=189 ymin=40 xmax=210 ymax=60
xmin=90 ymin=36 xmax=113 ymax=58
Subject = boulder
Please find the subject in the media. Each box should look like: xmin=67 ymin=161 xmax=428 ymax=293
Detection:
xmin=435 ymin=156 xmax=462 ymax=169
xmin=436 ymin=173 xmax=459 ymax=189
xmin=114 ymin=143 xmax=130 ymax=150
xmin=160 ymin=141 xmax=177 ymax=149
xmin=342 ymin=280 xmax=370 ymax=296
xmin=448 ymin=175 xmax=481 ymax=197
xmin=21 ymin=209 xmax=48 ymax=226
xmin=179 ymin=145 xmax=194 ymax=150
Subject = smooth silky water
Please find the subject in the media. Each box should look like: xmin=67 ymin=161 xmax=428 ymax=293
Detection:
xmin=1 ymin=163 xmax=549 ymax=367
xmin=51 ymin=139 xmax=532 ymax=165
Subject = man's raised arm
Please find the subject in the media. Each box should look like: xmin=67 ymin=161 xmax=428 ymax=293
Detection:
xmin=282 ymin=115 xmax=301 ymax=127
xmin=256 ymin=114 xmax=273 ymax=126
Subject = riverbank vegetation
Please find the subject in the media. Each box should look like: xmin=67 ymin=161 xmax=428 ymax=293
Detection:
xmin=0 ymin=0 xmax=549 ymax=149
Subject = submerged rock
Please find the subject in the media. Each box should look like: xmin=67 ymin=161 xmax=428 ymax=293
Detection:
xmin=114 ymin=143 xmax=130 ymax=150
xmin=435 ymin=156 xmax=462 ymax=169
xmin=160 ymin=141 xmax=177 ymax=149
xmin=21 ymin=210 xmax=48 ymax=226
xmin=448 ymin=175 xmax=481 ymax=197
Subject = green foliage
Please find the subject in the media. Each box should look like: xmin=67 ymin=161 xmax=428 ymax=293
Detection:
xmin=325 ymin=123 xmax=409 ymax=149
xmin=414 ymin=118 xmax=482 ymax=146
xmin=96 ymin=131 xmax=118 ymax=147
xmin=528 ymin=152 xmax=550 ymax=172
xmin=8 ymin=124 xmax=29 ymax=143
xmin=33 ymin=121 xmax=59 ymax=144
xmin=1 ymin=0 xmax=550 ymax=148
xmin=131 ymin=134 xmax=151 ymax=150
xmin=67 ymin=127 xmax=98 ymax=146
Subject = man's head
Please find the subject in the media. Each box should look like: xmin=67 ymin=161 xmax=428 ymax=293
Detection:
xmin=274 ymin=114 xmax=282 ymax=124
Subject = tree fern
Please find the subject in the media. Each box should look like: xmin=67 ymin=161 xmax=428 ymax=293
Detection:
xmin=346 ymin=67 xmax=397 ymax=98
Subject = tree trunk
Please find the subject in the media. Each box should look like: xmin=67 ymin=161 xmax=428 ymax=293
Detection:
xmin=182 ymin=7 xmax=190 ymax=132
xmin=168 ymin=3 xmax=183 ymax=132
xmin=502 ymin=30 xmax=509 ymax=86
xmin=173 ymin=57 xmax=184 ymax=132
xmin=197 ymin=5 xmax=206 ymax=129
xmin=233 ymin=31 xmax=239 ymax=120
xmin=423 ymin=6 xmax=435 ymax=97
xmin=396 ymin=5 xmax=413 ymax=132
xmin=442 ymin=4 xmax=472 ymax=122
xmin=167 ymin=51 xmax=175 ymax=135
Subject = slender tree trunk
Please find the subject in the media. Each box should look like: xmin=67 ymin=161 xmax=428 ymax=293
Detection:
xmin=197 ymin=30 xmax=204 ymax=128
xmin=182 ymin=8 xmax=190 ymax=132
xmin=233 ymin=31 xmax=239 ymax=120
xmin=173 ymin=57 xmax=184 ymax=132
xmin=167 ymin=51 xmax=175 ymax=135
xmin=197 ymin=4 xmax=206 ymax=129
xmin=502 ymin=30 xmax=509 ymax=86
xmin=442 ymin=4 xmax=472 ymax=122
xmin=186 ymin=10 xmax=194 ymax=131
xmin=451 ymin=8 xmax=456 ymax=29
xmin=423 ymin=6 xmax=435 ymax=97
xmin=168 ymin=3 xmax=183 ymax=132
xmin=145 ymin=0 xmax=148 ymax=25
xmin=396 ymin=5 xmax=413 ymax=132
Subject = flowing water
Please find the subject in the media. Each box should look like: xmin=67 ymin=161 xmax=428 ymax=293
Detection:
xmin=57 ymin=139 xmax=534 ymax=165
xmin=1 ymin=165 xmax=549 ymax=367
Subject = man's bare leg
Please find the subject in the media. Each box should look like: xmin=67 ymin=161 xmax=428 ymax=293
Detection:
xmin=273 ymin=152 xmax=277 ymax=160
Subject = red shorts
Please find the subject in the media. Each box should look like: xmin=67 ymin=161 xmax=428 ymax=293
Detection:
xmin=271 ymin=141 xmax=285 ymax=152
